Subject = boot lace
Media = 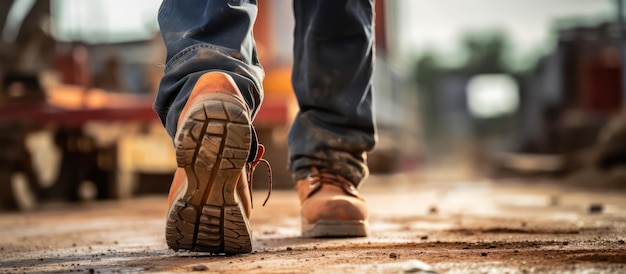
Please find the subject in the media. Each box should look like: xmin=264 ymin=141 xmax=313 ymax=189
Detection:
xmin=305 ymin=167 xmax=359 ymax=198
xmin=246 ymin=144 xmax=272 ymax=207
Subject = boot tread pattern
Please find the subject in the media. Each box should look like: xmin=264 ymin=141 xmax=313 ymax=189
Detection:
xmin=166 ymin=94 xmax=252 ymax=253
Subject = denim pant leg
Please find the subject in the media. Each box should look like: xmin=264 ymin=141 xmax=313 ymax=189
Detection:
xmin=154 ymin=0 xmax=264 ymax=144
xmin=289 ymin=0 xmax=376 ymax=187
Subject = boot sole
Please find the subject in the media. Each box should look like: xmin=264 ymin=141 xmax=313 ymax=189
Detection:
xmin=302 ymin=220 xmax=369 ymax=238
xmin=166 ymin=92 xmax=252 ymax=254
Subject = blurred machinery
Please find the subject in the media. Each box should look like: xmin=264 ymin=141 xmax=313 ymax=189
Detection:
xmin=0 ymin=1 xmax=291 ymax=210
xmin=492 ymin=21 xmax=626 ymax=178
xmin=0 ymin=0 xmax=416 ymax=211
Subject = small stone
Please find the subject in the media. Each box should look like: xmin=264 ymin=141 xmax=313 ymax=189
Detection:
xmin=428 ymin=206 xmax=438 ymax=214
xmin=589 ymin=203 xmax=603 ymax=214
xmin=488 ymin=245 xmax=496 ymax=249
xmin=390 ymin=253 xmax=398 ymax=259
xmin=420 ymin=235 xmax=428 ymax=240
xmin=192 ymin=265 xmax=208 ymax=271
xmin=549 ymin=196 xmax=559 ymax=206
xmin=618 ymin=240 xmax=625 ymax=244
xmin=286 ymin=247 xmax=293 ymax=251
xmin=88 ymin=268 xmax=95 ymax=274
xmin=400 ymin=259 xmax=436 ymax=273
xmin=562 ymin=241 xmax=569 ymax=246
xmin=481 ymin=252 xmax=488 ymax=257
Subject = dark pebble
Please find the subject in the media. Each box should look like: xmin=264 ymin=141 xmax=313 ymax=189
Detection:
xmin=589 ymin=203 xmax=603 ymax=214
xmin=192 ymin=265 xmax=208 ymax=271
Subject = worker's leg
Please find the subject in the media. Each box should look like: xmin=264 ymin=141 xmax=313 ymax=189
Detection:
xmin=290 ymin=0 xmax=376 ymax=187
xmin=154 ymin=0 xmax=264 ymax=140
xmin=156 ymin=0 xmax=264 ymax=253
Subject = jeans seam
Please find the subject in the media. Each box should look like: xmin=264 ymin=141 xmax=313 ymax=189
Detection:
xmin=164 ymin=44 xmax=233 ymax=73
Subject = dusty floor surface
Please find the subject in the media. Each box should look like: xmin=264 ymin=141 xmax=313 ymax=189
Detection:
xmin=0 ymin=173 xmax=625 ymax=273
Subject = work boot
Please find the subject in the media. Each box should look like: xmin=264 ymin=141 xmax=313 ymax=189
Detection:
xmin=296 ymin=167 xmax=369 ymax=238
xmin=165 ymin=72 xmax=269 ymax=254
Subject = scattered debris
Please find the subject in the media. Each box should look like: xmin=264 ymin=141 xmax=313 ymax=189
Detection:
xmin=481 ymin=252 xmax=488 ymax=257
xmin=389 ymin=252 xmax=398 ymax=259
xmin=192 ymin=265 xmax=208 ymax=271
xmin=589 ymin=203 xmax=604 ymax=214
xmin=549 ymin=196 xmax=560 ymax=206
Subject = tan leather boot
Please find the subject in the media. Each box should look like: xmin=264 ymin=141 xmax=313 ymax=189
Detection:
xmin=165 ymin=72 xmax=269 ymax=254
xmin=296 ymin=167 xmax=369 ymax=237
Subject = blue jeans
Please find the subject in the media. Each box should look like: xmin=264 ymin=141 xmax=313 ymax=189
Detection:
xmin=154 ymin=0 xmax=375 ymax=186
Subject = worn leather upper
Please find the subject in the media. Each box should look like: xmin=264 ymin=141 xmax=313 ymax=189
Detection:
xmin=296 ymin=167 xmax=368 ymax=224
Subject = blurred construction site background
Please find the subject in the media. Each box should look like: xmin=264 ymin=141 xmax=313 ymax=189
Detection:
xmin=0 ymin=0 xmax=624 ymax=211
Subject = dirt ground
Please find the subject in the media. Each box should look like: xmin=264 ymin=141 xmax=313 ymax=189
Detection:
xmin=0 ymin=172 xmax=625 ymax=273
